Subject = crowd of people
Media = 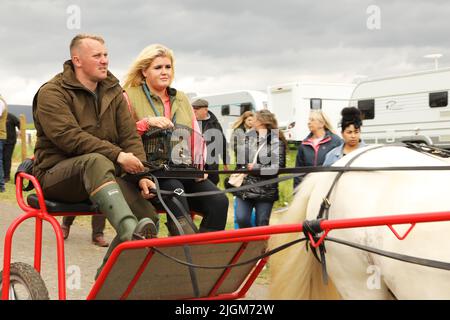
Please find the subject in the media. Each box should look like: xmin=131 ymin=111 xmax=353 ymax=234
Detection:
xmin=3 ymin=34 xmax=366 ymax=274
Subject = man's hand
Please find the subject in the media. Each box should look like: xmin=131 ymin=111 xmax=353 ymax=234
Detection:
xmin=139 ymin=178 xmax=156 ymax=199
xmin=147 ymin=116 xmax=174 ymax=129
xmin=117 ymin=152 xmax=144 ymax=174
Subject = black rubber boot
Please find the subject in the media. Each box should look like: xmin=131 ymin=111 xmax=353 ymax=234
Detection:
xmin=166 ymin=216 xmax=197 ymax=236
xmin=198 ymin=226 xmax=218 ymax=233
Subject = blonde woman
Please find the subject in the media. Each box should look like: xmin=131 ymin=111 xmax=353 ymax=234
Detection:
xmin=293 ymin=110 xmax=342 ymax=188
xmin=123 ymin=44 xmax=228 ymax=234
xmin=230 ymin=111 xmax=254 ymax=165
xmin=232 ymin=111 xmax=254 ymax=131
xmin=229 ymin=111 xmax=255 ymax=228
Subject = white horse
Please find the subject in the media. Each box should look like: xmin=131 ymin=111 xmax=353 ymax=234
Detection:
xmin=269 ymin=145 xmax=450 ymax=299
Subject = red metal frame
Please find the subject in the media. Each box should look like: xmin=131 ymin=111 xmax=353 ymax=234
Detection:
xmin=2 ymin=173 xmax=71 ymax=300
xmin=5 ymin=172 xmax=450 ymax=300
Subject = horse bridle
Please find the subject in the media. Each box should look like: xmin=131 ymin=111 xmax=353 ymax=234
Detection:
xmin=305 ymin=145 xmax=391 ymax=284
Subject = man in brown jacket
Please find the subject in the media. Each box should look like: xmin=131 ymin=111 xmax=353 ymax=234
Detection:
xmin=33 ymin=34 xmax=158 ymax=276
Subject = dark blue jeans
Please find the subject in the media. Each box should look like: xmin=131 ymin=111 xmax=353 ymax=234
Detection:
xmin=235 ymin=197 xmax=274 ymax=228
xmin=0 ymin=140 xmax=4 ymax=191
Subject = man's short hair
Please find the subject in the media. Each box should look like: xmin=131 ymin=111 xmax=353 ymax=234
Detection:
xmin=192 ymin=98 xmax=209 ymax=109
xmin=70 ymin=34 xmax=105 ymax=56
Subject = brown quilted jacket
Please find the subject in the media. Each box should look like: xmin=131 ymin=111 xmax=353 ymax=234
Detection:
xmin=33 ymin=60 xmax=145 ymax=179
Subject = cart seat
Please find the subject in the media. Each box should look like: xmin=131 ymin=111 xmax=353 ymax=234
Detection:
xmin=27 ymin=194 xmax=98 ymax=214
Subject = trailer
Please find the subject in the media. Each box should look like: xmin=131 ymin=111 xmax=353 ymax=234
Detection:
xmin=267 ymin=82 xmax=355 ymax=144
xmin=350 ymin=68 xmax=450 ymax=148
xmin=190 ymin=90 xmax=267 ymax=140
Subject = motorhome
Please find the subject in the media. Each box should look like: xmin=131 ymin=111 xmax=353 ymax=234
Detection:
xmin=267 ymin=82 xmax=355 ymax=144
xmin=350 ymin=68 xmax=450 ymax=148
xmin=190 ymin=90 xmax=267 ymax=140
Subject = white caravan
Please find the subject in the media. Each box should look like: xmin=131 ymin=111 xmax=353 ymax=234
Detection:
xmin=267 ymin=82 xmax=355 ymax=143
xmin=191 ymin=90 xmax=267 ymax=140
xmin=350 ymin=68 xmax=450 ymax=148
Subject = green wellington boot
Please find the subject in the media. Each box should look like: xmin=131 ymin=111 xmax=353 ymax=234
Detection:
xmin=89 ymin=183 xmax=139 ymax=242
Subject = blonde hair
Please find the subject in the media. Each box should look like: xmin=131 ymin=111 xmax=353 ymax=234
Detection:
xmin=70 ymin=34 xmax=105 ymax=56
xmin=232 ymin=111 xmax=254 ymax=130
xmin=309 ymin=110 xmax=336 ymax=134
xmin=123 ymin=44 xmax=175 ymax=88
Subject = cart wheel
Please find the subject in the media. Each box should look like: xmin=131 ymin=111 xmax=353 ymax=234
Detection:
xmin=0 ymin=262 xmax=49 ymax=300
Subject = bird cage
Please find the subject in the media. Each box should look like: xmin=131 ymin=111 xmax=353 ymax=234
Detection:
xmin=141 ymin=124 xmax=203 ymax=170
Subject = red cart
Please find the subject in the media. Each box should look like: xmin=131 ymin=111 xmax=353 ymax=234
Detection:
xmin=3 ymin=172 xmax=450 ymax=300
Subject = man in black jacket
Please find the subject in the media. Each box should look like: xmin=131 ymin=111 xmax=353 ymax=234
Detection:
xmin=3 ymin=113 xmax=20 ymax=183
xmin=192 ymin=98 xmax=229 ymax=185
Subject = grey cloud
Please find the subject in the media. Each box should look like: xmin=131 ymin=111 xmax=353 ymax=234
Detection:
xmin=1 ymin=0 xmax=450 ymax=104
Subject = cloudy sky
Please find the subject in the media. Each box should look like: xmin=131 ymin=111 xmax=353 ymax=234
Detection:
xmin=1 ymin=0 xmax=449 ymax=105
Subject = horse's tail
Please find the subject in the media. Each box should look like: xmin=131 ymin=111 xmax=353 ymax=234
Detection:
xmin=269 ymin=174 xmax=341 ymax=299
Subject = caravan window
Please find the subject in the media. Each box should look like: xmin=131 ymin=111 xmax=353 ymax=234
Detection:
xmin=221 ymin=102 xmax=253 ymax=117
xmin=240 ymin=103 xmax=252 ymax=114
xmin=222 ymin=104 xmax=243 ymax=117
xmin=221 ymin=105 xmax=230 ymax=116
xmin=310 ymin=98 xmax=322 ymax=110
xmin=357 ymin=99 xmax=375 ymax=120
xmin=429 ymin=91 xmax=448 ymax=108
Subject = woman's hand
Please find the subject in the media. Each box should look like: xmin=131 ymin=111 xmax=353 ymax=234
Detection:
xmin=247 ymin=163 xmax=254 ymax=171
xmin=147 ymin=116 xmax=174 ymax=129
xmin=139 ymin=178 xmax=156 ymax=199
xmin=195 ymin=173 xmax=209 ymax=183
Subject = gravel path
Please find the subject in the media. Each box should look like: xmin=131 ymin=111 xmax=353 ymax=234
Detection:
xmin=0 ymin=202 xmax=269 ymax=300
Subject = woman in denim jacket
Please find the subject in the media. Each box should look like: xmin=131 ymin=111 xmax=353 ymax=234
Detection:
xmin=323 ymin=107 xmax=366 ymax=166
